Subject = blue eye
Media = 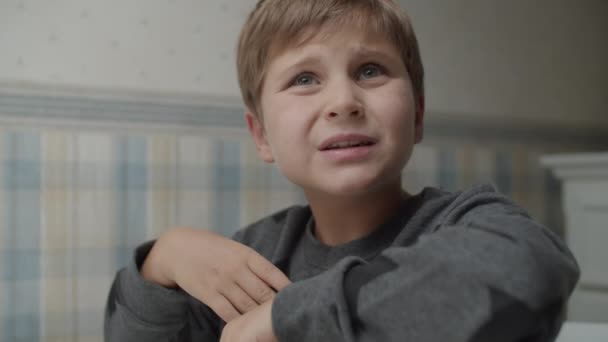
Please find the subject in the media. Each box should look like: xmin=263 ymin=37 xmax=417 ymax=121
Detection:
xmin=292 ymin=73 xmax=317 ymax=86
xmin=359 ymin=64 xmax=384 ymax=80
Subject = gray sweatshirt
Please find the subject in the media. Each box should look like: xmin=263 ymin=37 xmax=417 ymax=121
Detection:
xmin=104 ymin=184 xmax=579 ymax=341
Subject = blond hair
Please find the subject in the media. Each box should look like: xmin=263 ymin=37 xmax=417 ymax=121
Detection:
xmin=237 ymin=0 xmax=424 ymax=116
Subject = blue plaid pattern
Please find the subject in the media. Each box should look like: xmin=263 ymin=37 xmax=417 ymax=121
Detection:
xmin=0 ymin=102 xmax=559 ymax=342
xmin=0 ymin=128 xmax=306 ymax=342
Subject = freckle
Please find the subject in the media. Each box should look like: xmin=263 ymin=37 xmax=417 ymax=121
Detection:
xmin=111 ymin=40 xmax=120 ymax=48
xmin=139 ymin=17 xmax=149 ymax=26
xmin=48 ymin=33 xmax=58 ymax=42
xmin=16 ymin=57 xmax=24 ymax=67
xmin=80 ymin=10 xmax=89 ymax=18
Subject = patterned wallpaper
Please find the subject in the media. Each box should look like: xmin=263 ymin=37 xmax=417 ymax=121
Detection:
xmin=0 ymin=91 xmax=601 ymax=342
xmin=0 ymin=0 xmax=256 ymax=96
xmin=2 ymin=0 xmax=607 ymax=130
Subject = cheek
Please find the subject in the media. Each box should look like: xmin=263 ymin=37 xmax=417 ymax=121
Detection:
xmin=263 ymin=106 xmax=310 ymax=158
xmin=267 ymin=96 xmax=315 ymax=136
xmin=371 ymin=79 xmax=416 ymax=119
xmin=374 ymin=96 xmax=416 ymax=137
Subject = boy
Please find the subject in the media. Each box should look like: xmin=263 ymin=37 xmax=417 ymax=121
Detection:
xmin=105 ymin=0 xmax=579 ymax=341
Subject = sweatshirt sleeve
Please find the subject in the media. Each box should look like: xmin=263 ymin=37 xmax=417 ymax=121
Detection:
xmin=104 ymin=241 xmax=220 ymax=341
xmin=271 ymin=187 xmax=580 ymax=342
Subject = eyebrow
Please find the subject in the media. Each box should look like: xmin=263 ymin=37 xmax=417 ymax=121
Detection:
xmin=351 ymin=46 xmax=399 ymax=60
xmin=351 ymin=47 xmax=402 ymax=66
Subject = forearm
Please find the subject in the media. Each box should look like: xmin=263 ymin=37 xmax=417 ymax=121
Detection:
xmin=141 ymin=237 xmax=179 ymax=289
xmin=104 ymin=241 xmax=193 ymax=341
xmin=105 ymin=222 xmax=294 ymax=341
xmin=272 ymin=218 xmax=579 ymax=342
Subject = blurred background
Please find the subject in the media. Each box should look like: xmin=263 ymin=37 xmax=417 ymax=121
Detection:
xmin=0 ymin=0 xmax=607 ymax=341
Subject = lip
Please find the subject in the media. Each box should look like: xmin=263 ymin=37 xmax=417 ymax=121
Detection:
xmin=318 ymin=133 xmax=378 ymax=151
xmin=318 ymin=133 xmax=378 ymax=163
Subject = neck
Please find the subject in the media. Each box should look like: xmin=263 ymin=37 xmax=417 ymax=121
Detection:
xmin=305 ymin=182 xmax=409 ymax=246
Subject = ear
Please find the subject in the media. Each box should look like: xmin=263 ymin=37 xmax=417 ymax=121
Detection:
xmin=414 ymin=95 xmax=425 ymax=144
xmin=245 ymin=110 xmax=275 ymax=163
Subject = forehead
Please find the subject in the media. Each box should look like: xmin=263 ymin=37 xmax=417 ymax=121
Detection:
xmin=268 ymin=24 xmax=399 ymax=66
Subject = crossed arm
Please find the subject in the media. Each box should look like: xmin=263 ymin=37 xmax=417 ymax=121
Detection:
xmin=105 ymin=192 xmax=579 ymax=341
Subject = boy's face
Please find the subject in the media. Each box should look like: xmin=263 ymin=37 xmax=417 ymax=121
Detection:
xmin=246 ymin=26 xmax=424 ymax=198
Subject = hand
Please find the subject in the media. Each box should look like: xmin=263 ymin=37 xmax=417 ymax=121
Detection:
xmin=141 ymin=227 xmax=291 ymax=322
xmin=220 ymin=299 xmax=278 ymax=342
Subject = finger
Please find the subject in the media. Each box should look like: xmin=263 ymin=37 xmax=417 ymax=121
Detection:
xmin=247 ymin=251 xmax=291 ymax=291
xmin=220 ymin=320 xmax=239 ymax=342
xmin=220 ymin=282 xmax=259 ymax=314
xmin=179 ymin=275 xmax=240 ymax=322
xmin=219 ymin=324 xmax=230 ymax=342
xmin=236 ymin=269 xmax=276 ymax=304
xmin=219 ymin=324 xmax=236 ymax=342
xmin=207 ymin=295 xmax=241 ymax=323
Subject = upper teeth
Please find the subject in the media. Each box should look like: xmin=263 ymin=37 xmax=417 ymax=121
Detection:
xmin=327 ymin=141 xmax=369 ymax=149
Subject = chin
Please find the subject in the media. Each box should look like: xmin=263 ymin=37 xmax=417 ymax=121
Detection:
xmin=289 ymin=165 xmax=403 ymax=198
xmin=318 ymin=174 xmax=393 ymax=198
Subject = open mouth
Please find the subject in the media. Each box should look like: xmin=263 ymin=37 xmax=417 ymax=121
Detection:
xmin=321 ymin=140 xmax=376 ymax=151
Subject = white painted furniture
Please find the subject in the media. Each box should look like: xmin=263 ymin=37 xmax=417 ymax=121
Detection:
xmin=556 ymin=322 xmax=608 ymax=342
xmin=542 ymin=152 xmax=608 ymax=323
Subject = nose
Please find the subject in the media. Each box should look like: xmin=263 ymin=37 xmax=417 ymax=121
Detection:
xmin=325 ymin=79 xmax=364 ymax=120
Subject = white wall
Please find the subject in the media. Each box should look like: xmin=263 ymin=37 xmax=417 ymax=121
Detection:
xmin=0 ymin=0 xmax=256 ymax=97
xmin=1 ymin=0 xmax=607 ymax=129
xmin=402 ymin=0 xmax=608 ymax=128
